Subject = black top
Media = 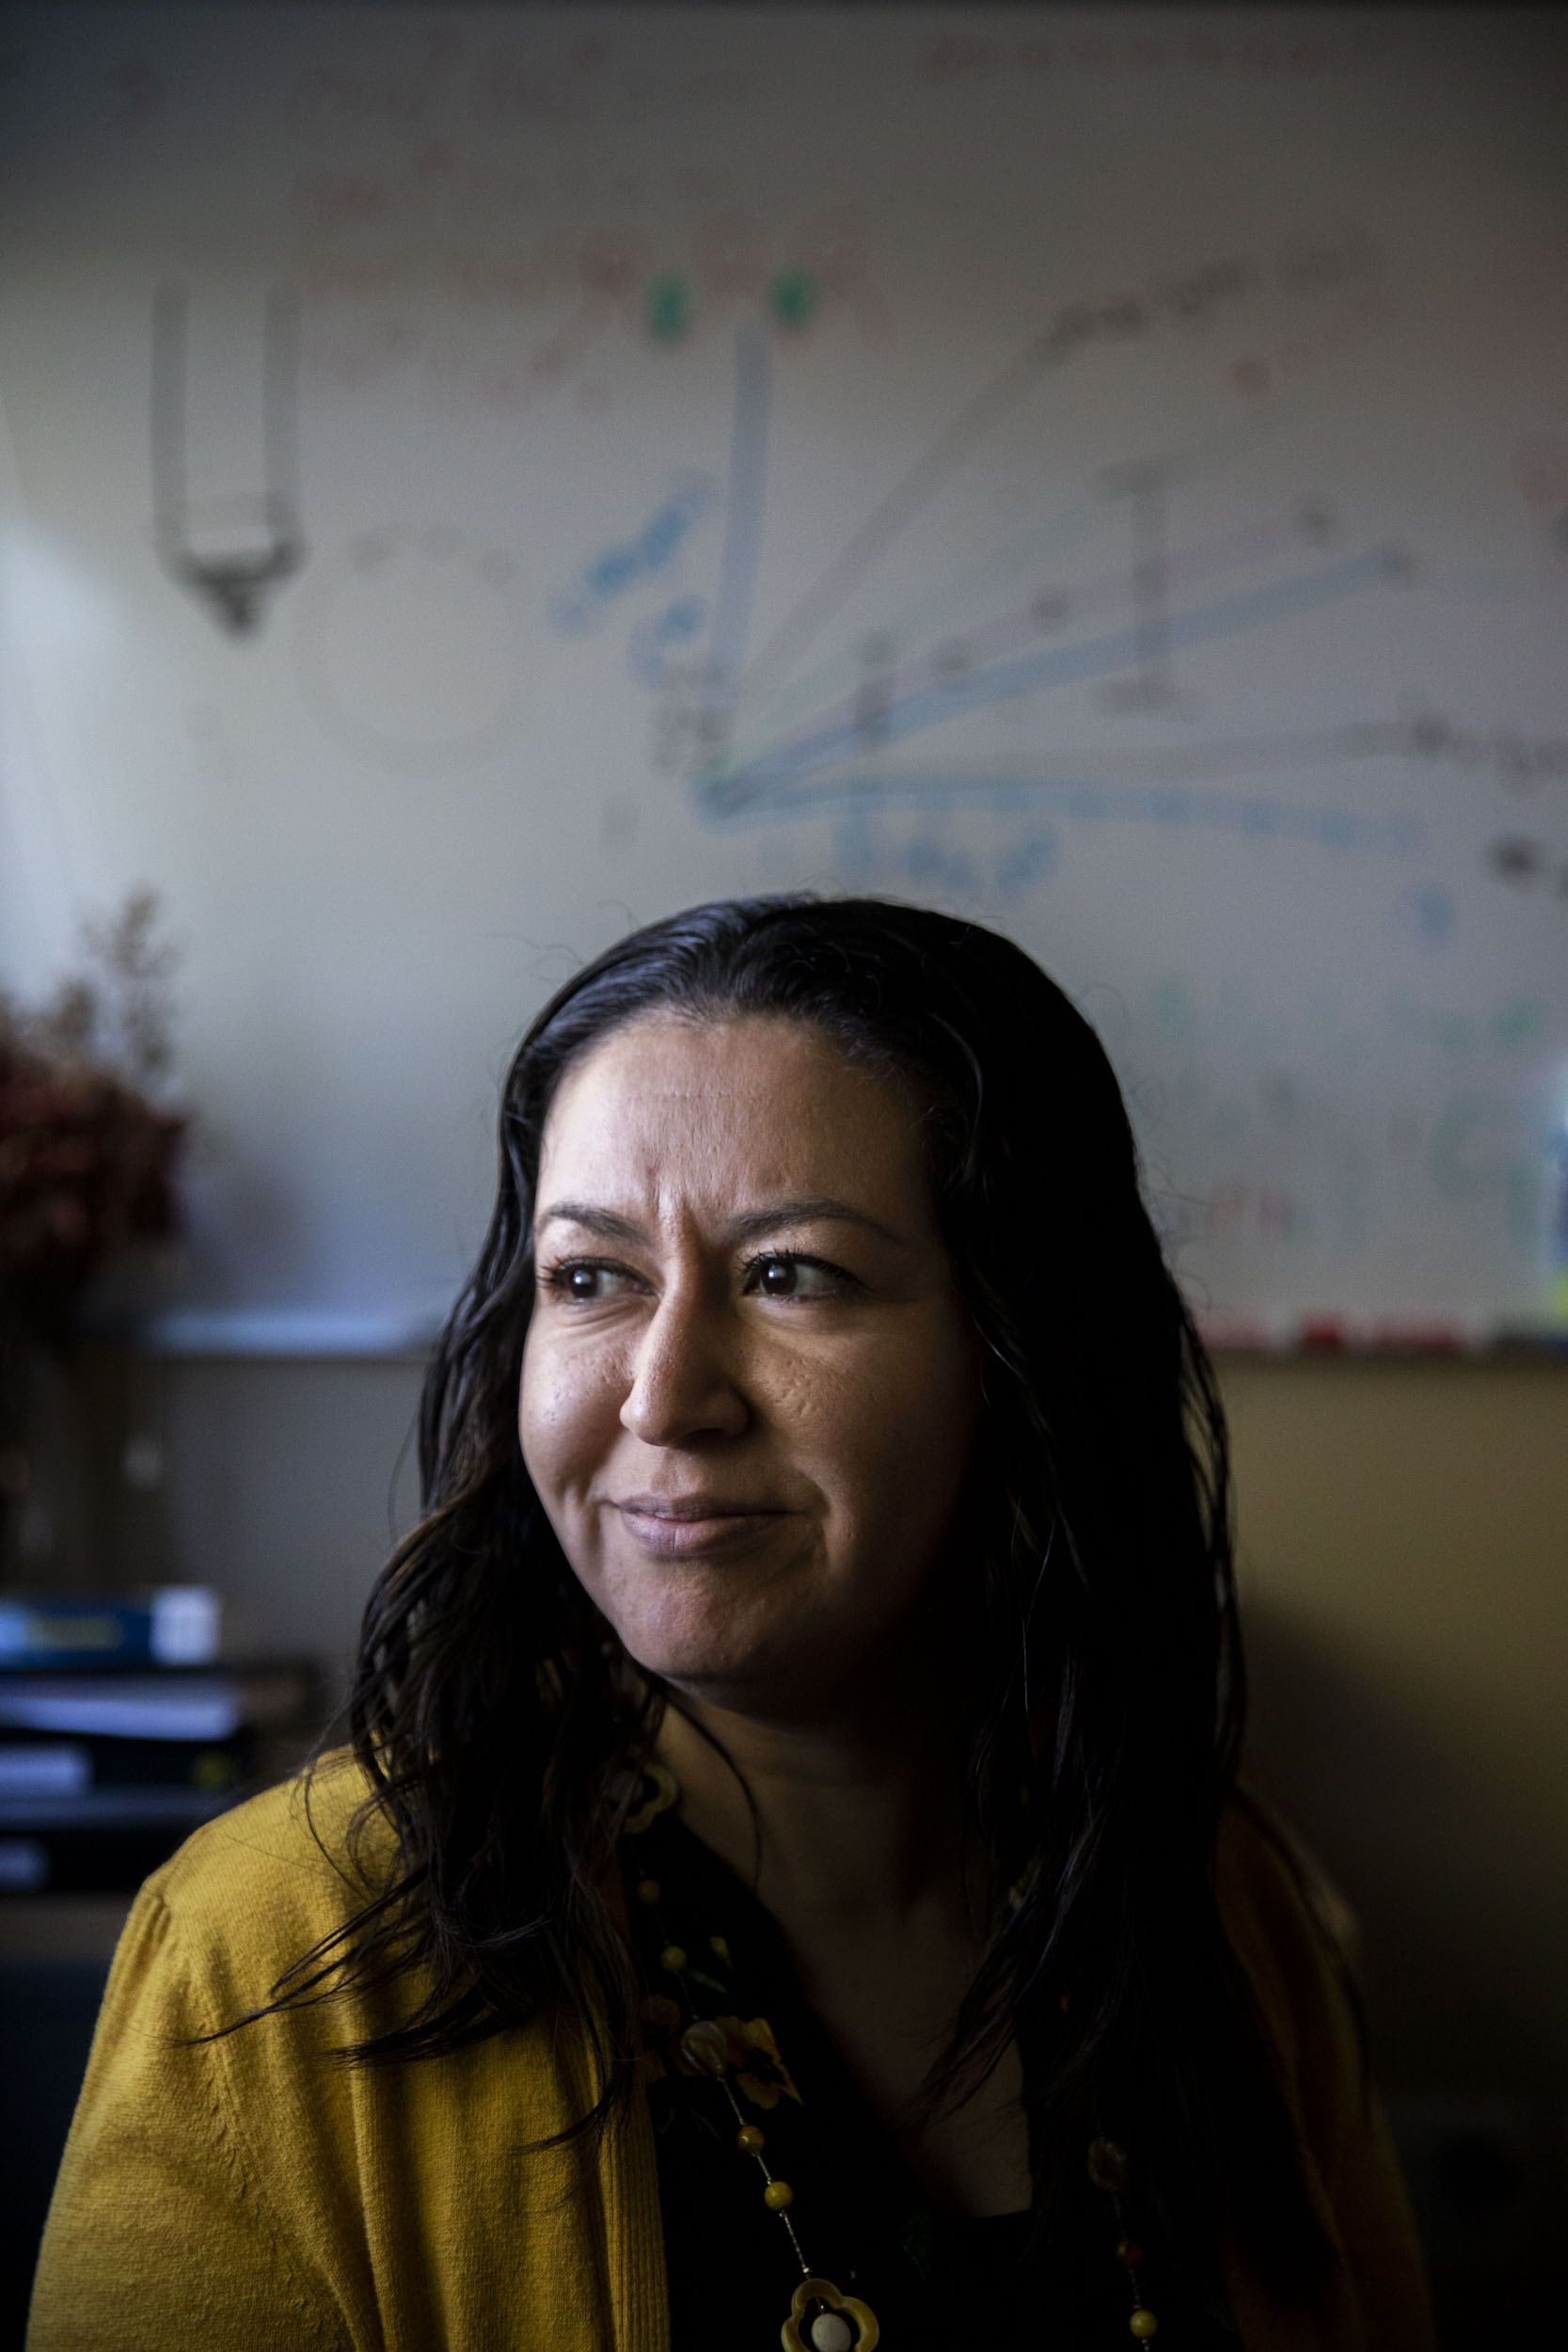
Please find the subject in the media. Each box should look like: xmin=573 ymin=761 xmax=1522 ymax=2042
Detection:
xmin=624 ymin=1807 xmax=1240 ymax=2349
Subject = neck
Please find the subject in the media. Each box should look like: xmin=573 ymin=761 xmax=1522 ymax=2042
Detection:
xmin=655 ymin=1674 xmax=970 ymax=1928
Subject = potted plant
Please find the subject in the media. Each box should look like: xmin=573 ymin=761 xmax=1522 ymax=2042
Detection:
xmin=0 ymin=893 xmax=185 ymax=1586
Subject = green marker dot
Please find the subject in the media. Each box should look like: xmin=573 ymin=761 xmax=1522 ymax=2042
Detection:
xmin=647 ymin=275 xmax=692 ymax=341
xmin=768 ymin=269 xmax=819 ymax=330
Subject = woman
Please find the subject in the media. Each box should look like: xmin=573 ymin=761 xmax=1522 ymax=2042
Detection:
xmin=32 ymin=896 xmax=1433 ymax=2351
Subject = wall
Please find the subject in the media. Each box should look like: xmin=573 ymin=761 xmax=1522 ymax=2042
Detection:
xmin=1225 ymin=1359 xmax=1567 ymax=2106
xmin=1227 ymin=1354 xmax=1568 ymax=2288
xmin=119 ymin=1344 xmax=427 ymax=1706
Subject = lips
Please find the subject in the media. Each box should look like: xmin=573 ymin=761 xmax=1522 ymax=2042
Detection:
xmin=610 ymin=1494 xmax=786 ymax=1559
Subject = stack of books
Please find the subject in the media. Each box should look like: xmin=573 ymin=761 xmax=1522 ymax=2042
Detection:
xmin=0 ymin=1592 xmax=316 ymax=1894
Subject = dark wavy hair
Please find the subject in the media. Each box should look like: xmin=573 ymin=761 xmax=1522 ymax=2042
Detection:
xmin=278 ymin=894 xmax=1330 ymax=2296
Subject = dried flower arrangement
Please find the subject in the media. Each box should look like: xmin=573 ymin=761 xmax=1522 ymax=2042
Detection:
xmin=0 ymin=891 xmax=186 ymax=1345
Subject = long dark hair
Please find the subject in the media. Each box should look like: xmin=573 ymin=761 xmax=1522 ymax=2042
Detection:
xmin=279 ymin=895 xmax=1329 ymax=2295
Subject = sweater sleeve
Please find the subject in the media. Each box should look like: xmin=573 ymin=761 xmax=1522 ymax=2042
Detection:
xmin=27 ymin=1882 xmax=343 ymax=2352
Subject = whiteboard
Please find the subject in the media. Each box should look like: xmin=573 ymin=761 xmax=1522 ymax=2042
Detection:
xmin=2 ymin=6 xmax=1566 ymax=1346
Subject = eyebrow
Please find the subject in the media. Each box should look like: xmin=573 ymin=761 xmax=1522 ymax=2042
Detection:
xmin=536 ymin=1195 xmax=907 ymax=1248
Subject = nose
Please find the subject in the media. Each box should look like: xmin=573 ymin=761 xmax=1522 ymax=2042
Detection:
xmin=619 ymin=1279 xmax=750 ymax=1446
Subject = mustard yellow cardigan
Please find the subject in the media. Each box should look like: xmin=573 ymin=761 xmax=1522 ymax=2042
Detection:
xmin=29 ymin=1756 xmax=1433 ymax=2351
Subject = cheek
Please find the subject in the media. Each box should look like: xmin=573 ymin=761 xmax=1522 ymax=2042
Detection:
xmin=518 ymin=1330 xmax=626 ymax=1502
xmin=784 ymin=1328 xmax=980 ymax=1534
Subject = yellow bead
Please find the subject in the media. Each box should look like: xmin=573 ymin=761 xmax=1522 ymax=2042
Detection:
xmin=636 ymin=1878 xmax=661 ymax=1906
xmin=659 ymin=1945 xmax=688 ymax=1975
xmin=708 ymin=1934 xmax=731 ymax=1964
xmin=763 ymin=2179 xmax=794 ymax=2211
xmin=736 ymin=2124 xmax=766 ymax=2154
xmin=1129 ymin=2310 xmax=1158 ymax=2340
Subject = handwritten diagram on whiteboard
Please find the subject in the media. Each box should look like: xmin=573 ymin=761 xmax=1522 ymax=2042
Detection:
xmin=1 ymin=8 xmax=1565 ymax=1338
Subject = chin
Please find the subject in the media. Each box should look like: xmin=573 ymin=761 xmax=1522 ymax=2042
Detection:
xmin=595 ymin=1548 xmax=798 ymax=1676
xmin=620 ymin=1612 xmax=782 ymax=1698
xmin=610 ymin=1589 xmax=807 ymax=1708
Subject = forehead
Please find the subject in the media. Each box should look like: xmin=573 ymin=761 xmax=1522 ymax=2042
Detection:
xmin=537 ymin=1013 xmax=927 ymax=1210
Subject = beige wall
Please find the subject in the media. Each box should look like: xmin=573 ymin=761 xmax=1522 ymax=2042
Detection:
xmin=1221 ymin=1358 xmax=1568 ymax=2114
xmin=151 ymin=1352 xmax=428 ymax=1717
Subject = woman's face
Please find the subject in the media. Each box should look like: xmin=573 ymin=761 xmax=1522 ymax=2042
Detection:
xmin=518 ymin=1013 xmax=983 ymax=1719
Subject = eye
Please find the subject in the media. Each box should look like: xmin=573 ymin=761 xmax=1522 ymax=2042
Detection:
xmin=743 ymin=1252 xmax=853 ymax=1300
xmin=543 ymin=1258 xmax=642 ymax=1303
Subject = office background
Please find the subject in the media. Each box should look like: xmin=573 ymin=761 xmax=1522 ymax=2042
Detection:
xmin=1 ymin=4 xmax=1565 ymax=2333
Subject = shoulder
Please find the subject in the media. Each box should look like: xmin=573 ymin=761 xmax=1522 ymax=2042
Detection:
xmin=1214 ymin=1791 xmax=1365 ymax=2169
xmin=1215 ymin=1793 xmax=1355 ymax=2004
xmin=150 ymin=1745 xmax=383 ymax=1909
xmin=130 ymin=1748 xmax=389 ymax=2020
xmin=1215 ymin=1798 xmax=1438 ymax=2348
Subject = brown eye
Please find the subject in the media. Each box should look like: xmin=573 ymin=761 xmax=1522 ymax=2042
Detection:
xmin=745 ymin=1254 xmax=849 ymax=1300
xmin=546 ymin=1261 xmax=640 ymax=1303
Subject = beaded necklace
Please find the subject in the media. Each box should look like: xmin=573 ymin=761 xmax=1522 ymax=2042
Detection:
xmin=623 ymin=1761 xmax=1162 ymax=2349
xmin=625 ymin=1760 xmax=875 ymax=2350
